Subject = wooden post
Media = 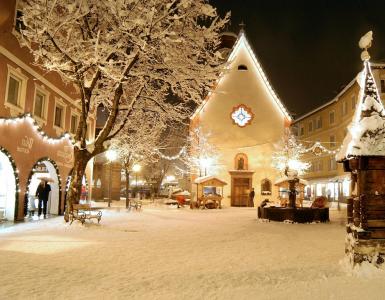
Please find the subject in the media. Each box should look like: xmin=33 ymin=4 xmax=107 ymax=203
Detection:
xmin=288 ymin=179 xmax=298 ymax=208
xmin=347 ymin=197 xmax=353 ymax=224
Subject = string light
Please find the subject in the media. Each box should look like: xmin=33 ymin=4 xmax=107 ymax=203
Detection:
xmin=0 ymin=113 xmax=74 ymax=144
xmin=155 ymin=146 xmax=186 ymax=160
xmin=301 ymin=141 xmax=342 ymax=156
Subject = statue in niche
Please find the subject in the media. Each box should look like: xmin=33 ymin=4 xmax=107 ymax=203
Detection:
xmin=238 ymin=157 xmax=245 ymax=170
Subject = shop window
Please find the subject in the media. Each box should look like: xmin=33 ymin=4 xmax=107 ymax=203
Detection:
xmin=329 ymin=110 xmax=335 ymax=125
xmin=53 ymin=98 xmax=66 ymax=131
xmin=5 ymin=65 xmax=28 ymax=114
xmin=70 ymin=114 xmax=79 ymax=134
xmin=54 ymin=106 xmax=63 ymax=127
xmin=34 ymin=92 xmax=45 ymax=119
xmin=33 ymin=86 xmax=49 ymax=123
xmin=7 ymin=76 xmax=20 ymax=106
xmin=234 ymin=153 xmax=248 ymax=170
xmin=261 ymin=179 xmax=272 ymax=195
xmin=237 ymin=64 xmax=248 ymax=71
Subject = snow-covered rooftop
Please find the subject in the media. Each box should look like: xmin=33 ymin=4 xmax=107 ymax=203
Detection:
xmin=336 ymin=60 xmax=385 ymax=160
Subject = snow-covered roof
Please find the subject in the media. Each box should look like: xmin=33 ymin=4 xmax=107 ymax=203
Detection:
xmin=336 ymin=59 xmax=385 ymax=160
xmin=191 ymin=31 xmax=291 ymax=121
xmin=194 ymin=175 xmax=227 ymax=186
xmin=274 ymin=177 xmax=308 ymax=186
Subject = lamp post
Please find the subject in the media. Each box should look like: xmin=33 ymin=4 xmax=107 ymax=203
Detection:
xmin=132 ymin=163 xmax=141 ymax=199
xmin=106 ymin=150 xmax=117 ymax=208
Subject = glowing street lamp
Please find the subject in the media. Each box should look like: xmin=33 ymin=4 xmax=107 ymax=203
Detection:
xmin=132 ymin=164 xmax=141 ymax=198
xmin=105 ymin=149 xmax=118 ymax=207
xmin=199 ymin=157 xmax=212 ymax=176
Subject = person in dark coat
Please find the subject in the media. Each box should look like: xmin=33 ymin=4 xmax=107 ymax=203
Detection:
xmin=249 ymin=188 xmax=255 ymax=207
xmin=36 ymin=180 xmax=51 ymax=218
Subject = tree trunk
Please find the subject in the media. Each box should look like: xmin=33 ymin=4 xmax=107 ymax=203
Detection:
xmin=64 ymin=149 xmax=91 ymax=222
xmin=125 ymin=169 xmax=130 ymax=209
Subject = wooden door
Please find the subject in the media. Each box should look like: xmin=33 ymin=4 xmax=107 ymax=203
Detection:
xmin=232 ymin=178 xmax=250 ymax=206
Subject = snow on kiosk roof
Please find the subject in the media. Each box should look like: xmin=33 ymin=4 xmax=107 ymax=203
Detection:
xmin=191 ymin=30 xmax=291 ymax=121
xmin=194 ymin=175 xmax=227 ymax=186
xmin=336 ymin=31 xmax=385 ymax=161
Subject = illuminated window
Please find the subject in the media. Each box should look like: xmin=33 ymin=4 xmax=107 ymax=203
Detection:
xmin=231 ymin=104 xmax=254 ymax=127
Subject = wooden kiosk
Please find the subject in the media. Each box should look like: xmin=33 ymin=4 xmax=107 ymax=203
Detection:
xmin=192 ymin=176 xmax=227 ymax=209
xmin=274 ymin=177 xmax=308 ymax=207
xmin=338 ymin=44 xmax=385 ymax=265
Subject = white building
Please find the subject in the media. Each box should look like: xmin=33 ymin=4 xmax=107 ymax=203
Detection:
xmin=191 ymin=31 xmax=291 ymax=207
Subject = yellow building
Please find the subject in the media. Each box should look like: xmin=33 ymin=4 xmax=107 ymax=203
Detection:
xmin=292 ymin=63 xmax=385 ymax=201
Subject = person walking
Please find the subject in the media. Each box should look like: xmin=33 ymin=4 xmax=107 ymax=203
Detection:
xmin=36 ymin=180 xmax=51 ymax=218
xmin=249 ymin=188 xmax=255 ymax=207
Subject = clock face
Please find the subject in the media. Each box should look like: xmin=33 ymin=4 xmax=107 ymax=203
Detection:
xmin=231 ymin=104 xmax=254 ymax=127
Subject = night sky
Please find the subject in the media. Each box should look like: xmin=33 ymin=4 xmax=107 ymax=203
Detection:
xmin=210 ymin=0 xmax=385 ymax=118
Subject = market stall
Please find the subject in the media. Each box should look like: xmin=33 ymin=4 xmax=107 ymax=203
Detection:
xmin=192 ymin=176 xmax=227 ymax=209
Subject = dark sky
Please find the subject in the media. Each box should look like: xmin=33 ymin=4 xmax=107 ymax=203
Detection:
xmin=210 ymin=0 xmax=385 ymax=117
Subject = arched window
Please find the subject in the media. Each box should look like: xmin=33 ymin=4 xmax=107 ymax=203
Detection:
xmin=261 ymin=179 xmax=272 ymax=195
xmin=238 ymin=64 xmax=248 ymax=71
xmin=234 ymin=153 xmax=248 ymax=170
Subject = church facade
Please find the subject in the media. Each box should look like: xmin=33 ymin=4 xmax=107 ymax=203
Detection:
xmin=190 ymin=31 xmax=291 ymax=207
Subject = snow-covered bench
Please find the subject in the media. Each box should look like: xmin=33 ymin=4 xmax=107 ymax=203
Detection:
xmin=70 ymin=204 xmax=102 ymax=224
xmin=128 ymin=200 xmax=142 ymax=211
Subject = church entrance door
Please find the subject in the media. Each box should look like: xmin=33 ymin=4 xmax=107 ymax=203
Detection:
xmin=232 ymin=178 xmax=250 ymax=206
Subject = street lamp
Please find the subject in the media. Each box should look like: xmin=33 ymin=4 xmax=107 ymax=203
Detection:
xmin=132 ymin=164 xmax=141 ymax=199
xmin=106 ymin=150 xmax=117 ymax=207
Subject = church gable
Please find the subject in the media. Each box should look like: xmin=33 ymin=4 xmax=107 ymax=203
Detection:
xmin=192 ymin=31 xmax=291 ymax=124
xmin=191 ymin=31 xmax=290 ymax=147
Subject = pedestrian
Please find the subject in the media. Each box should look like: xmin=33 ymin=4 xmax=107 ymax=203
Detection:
xmin=35 ymin=179 xmax=51 ymax=218
xmin=249 ymin=188 xmax=255 ymax=207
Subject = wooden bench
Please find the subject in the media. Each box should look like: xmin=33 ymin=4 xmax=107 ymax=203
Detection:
xmin=70 ymin=204 xmax=102 ymax=224
xmin=128 ymin=200 xmax=142 ymax=211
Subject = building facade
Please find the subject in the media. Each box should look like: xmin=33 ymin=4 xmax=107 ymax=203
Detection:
xmin=0 ymin=0 xmax=95 ymax=221
xmin=292 ymin=63 xmax=385 ymax=201
xmin=191 ymin=31 xmax=291 ymax=207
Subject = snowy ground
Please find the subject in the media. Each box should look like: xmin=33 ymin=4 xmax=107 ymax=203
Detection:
xmin=1 ymin=202 xmax=384 ymax=300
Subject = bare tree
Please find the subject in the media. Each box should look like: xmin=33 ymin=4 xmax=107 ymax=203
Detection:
xmin=110 ymin=110 xmax=164 ymax=208
xmin=17 ymin=0 xmax=229 ymax=219
xmin=178 ymin=126 xmax=219 ymax=177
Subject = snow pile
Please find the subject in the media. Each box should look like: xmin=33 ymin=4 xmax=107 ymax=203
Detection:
xmin=1 ymin=207 xmax=385 ymax=299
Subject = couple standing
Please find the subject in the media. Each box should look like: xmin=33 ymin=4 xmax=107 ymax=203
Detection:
xmin=35 ymin=180 xmax=51 ymax=218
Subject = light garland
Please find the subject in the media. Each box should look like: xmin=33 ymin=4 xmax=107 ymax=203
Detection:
xmin=0 ymin=113 xmax=74 ymax=145
xmin=155 ymin=146 xmax=186 ymax=160
xmin=0 ymin=146 xmax=20 ymax=221
xmin=301 ymin=141 xmax=342 ymax=156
